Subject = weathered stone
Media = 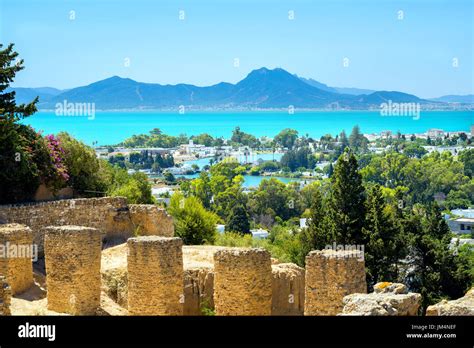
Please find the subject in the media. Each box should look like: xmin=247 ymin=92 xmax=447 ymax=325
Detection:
xmin=214 ymin=248 xmax=272 ymax=316
xmin=304 ymin=249 xmax=367 ymax=315
xmin=101 ymin=267 xmax=128 ymax=308
xmin=426 ymin=288 xmax=474 ymax=316
xmin=341 ymin=282 xmax=421 ymax=316
xmin=127 ymin=236 xmax=183 ymax=315
xmin=0 ymin=223 xmax=34 ymax=294
xmin=271 ymin=263 xmax=305 ymax=315
xmin=0 ymin=197 xmax=133 ymax=255
xmin=44 ymin=225 xmax=102 ymax=315
xmin=129 ymin=204 xmax=174 ymax=237
xmin=373 ymin=281 xmax=407 ymax=294
xmin=0 ymin=276 xmax=11 ymax=315
xmin=183 ymin=267 xmax=214 ymax=315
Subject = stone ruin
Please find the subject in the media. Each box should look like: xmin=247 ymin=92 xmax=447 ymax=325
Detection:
xmin=0 ymin=223 xmax=34 ymax=295
xmin=44 ymin=225 xmax=102 ymax=315
xmin=272 ymin=263 xmax=305 ymax=315
xmin=341 ymin=282 xmax=421 ymax=316
xmin=426 ymin=288 xmax=474 ymax=316
xmin=304 ymin=249 xmax=367 ymax=315
xmin=0 ymin=275 xmax=11 ymax=315
xmin=0 ymin=197 xmax=174 ymax=255
xmin=0 ymin=196 xmax=470 ymax=317
xmin=129 ymin=204 xmax=174 ymax=237
xmin=127 ymin=236 xmax=183 ymax=315
xmin=214 ymin=248 xmax=272 ymax=315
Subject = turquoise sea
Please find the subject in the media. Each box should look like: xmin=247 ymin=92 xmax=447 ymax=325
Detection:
xmin=171 ymin=174 xmax=313 ymax=188
xmin=23 ymin=111 xmax=473 ymax=146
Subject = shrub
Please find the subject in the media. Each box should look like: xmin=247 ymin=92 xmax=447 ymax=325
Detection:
xmin=168 ymin=192 xmax=219 ymax=244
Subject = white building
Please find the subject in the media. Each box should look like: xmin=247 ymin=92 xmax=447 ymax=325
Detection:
xmin=250 ymin=228 xmax=269 ymax=239
xmin=427 ymin=128 xmax=445 ymax=139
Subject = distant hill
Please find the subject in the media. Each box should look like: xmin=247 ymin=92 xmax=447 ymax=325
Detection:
xmin=429 ymin=95 xmax=474 ymax=104
xmin=298 ymin=76 xmax=375 ymax=96
xmin=7 ymin=87 xmax=63 ymax=104
xmin=10 ymin=67 xmax=447 ymax=110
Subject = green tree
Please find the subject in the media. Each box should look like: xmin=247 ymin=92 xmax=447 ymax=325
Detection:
xmin=298 ymin=187 xmax=330 ymax=265
xmin=274 ymin=128 xmax=299 ymax=149
xmin=108 ymin=169 xmax=154 ymax=204
xmin=0 ymin=43 xmax=53 ymax=203
xmin=326 ymin=149 xmax=366 ymax=245
xmin=348 ymin=125 xmax=368 ymax=153
xmin=459 ymin=149 xmax=474 ymax=178
xmin=362 ymin=184 xmax=403 ymax=289
xmin=405 ymin=204 xmax=473 ymax=313
xmin=168 ymin=192 xmax=219 ymax=244
xmin=58 ymin=132 xmax=109 ymax=195
xmin=226 ymin=204 xmax=251 ymax=234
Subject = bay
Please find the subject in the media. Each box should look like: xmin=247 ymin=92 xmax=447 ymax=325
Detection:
xmin=22 ymin=110 xmax=473 ymax=146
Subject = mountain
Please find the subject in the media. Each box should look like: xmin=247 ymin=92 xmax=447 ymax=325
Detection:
xmin=11 ymin=67 xmax=442 ymax=110
xmin=429 ymin=95 xmax=474 ymax=104
xmin=333 ymin=87 xmax=376 ymax=95
xmin=356 ymin=91 xmax=423 ymax=104
xmin=297 ymin=76 xmax=375 ymax=95
xmin=7 ymin=87 xmax=63 ymax=104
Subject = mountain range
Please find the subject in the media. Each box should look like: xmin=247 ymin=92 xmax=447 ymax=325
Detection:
xmin=9 ymin=67 xmax=473 ymax=110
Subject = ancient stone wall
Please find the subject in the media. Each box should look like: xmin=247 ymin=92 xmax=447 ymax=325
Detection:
xmin=214 ymin=248 xmax=272 ymax=316
xmin=0 ymin=224 xmax=34 ymax=294
xmin=127 ymin=236 xmax=183 ymax=315
xmin=0 ymin=197 xmax=133 ymax=255
xmin=304 ymin=249 xmax=367 ymax=315
xmin=272 ymin=263 xmax=305 ymax=315
xmin=44 ymin=226 xmax=102 ymax=315
xmin=183 ymin=267 xmax=214 ymax=315
xmin=0 ymin=276 xmax=11 ymax=315
xmin=129 ymin=204 xmax=174 ymax=237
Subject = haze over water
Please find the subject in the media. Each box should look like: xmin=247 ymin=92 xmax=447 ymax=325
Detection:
xmin=23 ymin=110 xmax=473 ymax=146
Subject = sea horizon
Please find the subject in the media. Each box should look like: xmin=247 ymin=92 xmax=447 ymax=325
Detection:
xmin=22 ymin=110 xmax=474 ymax=146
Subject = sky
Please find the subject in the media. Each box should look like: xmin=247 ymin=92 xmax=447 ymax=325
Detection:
xmin=1 ymin=0 xmax=473 ymax=98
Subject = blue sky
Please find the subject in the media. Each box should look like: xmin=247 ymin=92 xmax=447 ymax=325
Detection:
xmin=1 ymin=0 xmax=472 ymax=98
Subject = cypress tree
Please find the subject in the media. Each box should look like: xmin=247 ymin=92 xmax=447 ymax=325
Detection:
xmin=326 ymin=148 xmax=366 ymax=245
xmin=362 ymin=184 xmax=401 ymax=289
xmin=226 ymin=204 xmax=251 ymax=234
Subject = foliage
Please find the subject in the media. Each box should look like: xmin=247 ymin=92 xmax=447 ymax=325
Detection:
xmin=108 ymin=169 xmax=154 ymax=204
xmin=404 ymin=204 xmax=473 ymax=313
xmin=326 ymin=149 xmax=366 ymax=245
xmin=226 ymin=204 xmax=251 ymax=234
xmin=168 ymin=192 xmax=219 ymax=244
xmin=231 ymin=126 xmax=259 ymax=147
xmin=57 ymin=132 xmax=110 ymax=196
xmin=362 ymin=184 xmax=404 ymax=289
xmin=274 ymin=128 xmax=298 ymax=149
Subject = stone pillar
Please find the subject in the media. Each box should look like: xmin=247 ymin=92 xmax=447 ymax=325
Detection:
xmin=44 ymin=226 xmax=102 ymax=315
xmin=0 ymin=276 xmax=11 ymax=315
xmin=272 ymin=263 xmax=305 ymax=316
xmin=304 ymin=249 xmax=366 ymax=315
xmin=214 ymin=248 xmax=272 ymax=316
xmin=0 ymin=223 xmax=34 ymax=295
xmin=127 ymin=236 xmax=183 ymax=315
